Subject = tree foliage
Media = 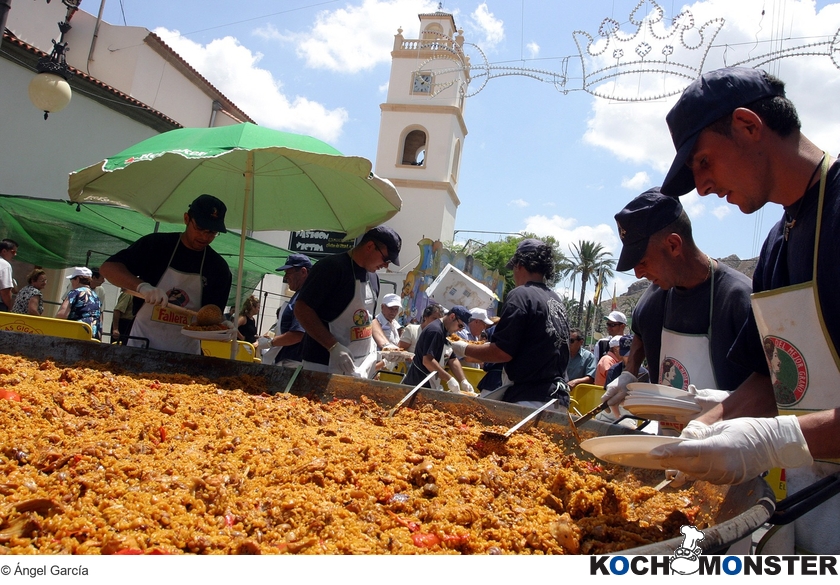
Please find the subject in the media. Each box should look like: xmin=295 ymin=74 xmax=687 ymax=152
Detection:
xmin=564 ymin=240 xmax=615 ymax=331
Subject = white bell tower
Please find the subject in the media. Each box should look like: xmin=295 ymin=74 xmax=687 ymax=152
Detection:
xmin=375 ymin=11 xmax=468 ymax=274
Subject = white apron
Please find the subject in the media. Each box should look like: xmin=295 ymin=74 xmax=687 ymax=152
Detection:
xmin=303 ymin=257 xmax=377 ymax=377
xmin=128 ymin=241 xmax=205 ymax=354
xmin=657 ymin=258 xmax=717 ymax=433
xmin=751 ymin=154 xmax=839 ymax=554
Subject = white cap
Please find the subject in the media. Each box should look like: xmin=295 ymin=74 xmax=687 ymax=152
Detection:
xmin=67 ymin=266 xmax=92 ymax=280
xmin=608 ymin=335 xmax=622 ymax=348
xmin=382 ymin=293 xmax=401 ymax=308
xmin=605 ymin=310 xmax=627 ymax=325
xmin=469 ymin=307 xmax=493 ymax=325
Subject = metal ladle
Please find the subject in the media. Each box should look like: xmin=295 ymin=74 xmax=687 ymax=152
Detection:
xmin=479 ymin=398 xmax=560 ymax=443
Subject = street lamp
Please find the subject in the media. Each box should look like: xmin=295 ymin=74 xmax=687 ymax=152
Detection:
xmin=27 ymin=0 xmax=79 ymax=119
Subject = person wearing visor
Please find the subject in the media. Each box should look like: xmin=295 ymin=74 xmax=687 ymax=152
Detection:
xmin=101 ymin=194 xmax=232 ymax=354
xmin=602 ymin=189 xmax=753 ymax=426
xmin=403 ymin=305 xmax=475 ymax=393
xmin=371 ymin=293 xmax=403 ymax=349
xmin=646 ymin=67 xmax=840 ymax=553
xmin=449 ymin=239 xmax=571 ymax=408
xmin=295 ymin=226 xmax=401 ymax=378
xmin=258 ymin=254 xmax=311 ymax=367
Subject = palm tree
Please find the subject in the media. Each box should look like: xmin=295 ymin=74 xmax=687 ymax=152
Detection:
xmin=567 ymin=241 xmax=615 ymax=330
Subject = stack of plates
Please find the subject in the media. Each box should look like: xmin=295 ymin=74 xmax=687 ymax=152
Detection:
xmin=580 ymin=435 xmax=685 ymax=469
xmin=623 ymin=382 xmax=701 ymax=421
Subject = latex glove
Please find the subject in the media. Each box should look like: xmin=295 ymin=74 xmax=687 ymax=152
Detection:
xmin=255 ymin=337 xmax=271 ymax=350
xmin=329 ymin=343 xmax=357 ymax=376
xmin=459 ymin=379 xmax=475 ymax=394
xmin=649 ymin=415 xmax=814 ymax=485
xmin=680 ymin=419 xmax=715 ymax=441
xmin=137 ymin=282 xmax=168 ymax=307
xmin=446 ymin=377 xmax=460 ymax=392
xmin=449 ymin=339 xmax=468 ymax=359
xmin=674 ymin=385 xmax=732 ymax=424
xmin=602 ymin=372 xmax=637 ymax=405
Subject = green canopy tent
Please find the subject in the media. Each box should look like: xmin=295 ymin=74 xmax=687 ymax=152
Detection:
xmin=0 ymin=194 xmax=294 ymax=306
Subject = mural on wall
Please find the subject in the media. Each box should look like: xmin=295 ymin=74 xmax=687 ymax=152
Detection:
xmin=399 ymin=238 xmax=505 ymax=325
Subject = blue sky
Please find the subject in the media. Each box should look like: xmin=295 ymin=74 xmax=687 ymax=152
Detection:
xmin=98 ymin=0 xmax=840 ymax=298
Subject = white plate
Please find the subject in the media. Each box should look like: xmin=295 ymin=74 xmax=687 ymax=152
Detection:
xmin=625 ymin=394 xmax=700 ymax=407
xmin=181 ymin=328 xmax=234 ymax=340
xmin=580 ymin=435 xmax=685 ymax=469
xmin=624 ymin=402 xmax=701 ymax=420
xmin=627 ymin=382 xmax=694 ymax=400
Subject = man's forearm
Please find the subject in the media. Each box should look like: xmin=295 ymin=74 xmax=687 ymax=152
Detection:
xmin=625 ymin=336 xmax=646 ymax=377
xmin=423 ymin=355 xmax=451 ymax=381
xmin=100 ymin=262 xmax=144 ymax=291
xmin=464 ymin=342 xmax=512 ymax=364
xmin=272 ymin=330 xmax=304 ymax=348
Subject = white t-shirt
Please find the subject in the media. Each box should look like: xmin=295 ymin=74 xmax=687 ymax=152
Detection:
xmin=376 ymin=313 xmax=400 ymax=347
xmin=0 ymin=258 xmax=13 ymax=291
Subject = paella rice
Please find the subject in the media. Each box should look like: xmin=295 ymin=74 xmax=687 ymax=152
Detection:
xmin=0 ymin=354 xmax=713 ymax=555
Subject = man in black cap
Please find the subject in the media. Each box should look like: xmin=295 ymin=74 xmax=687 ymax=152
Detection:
xmin=101 ymin=194 xmax=232 ymax=354
xmin=602 ymin=188 xmax=752 ymax=421
xmin=294 ymin=225 xmax=402 ymax=377
xmin=647 ymin=67 xmax=839 ymax=553
xmin=257 ymin=254 xmax=311 ymax=367
xmin=403 ymin=304 xmax=476 ymax=392
xmin=450 ymin=239 xmax=571 ymax=407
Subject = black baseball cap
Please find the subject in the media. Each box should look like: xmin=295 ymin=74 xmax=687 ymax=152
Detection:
xmin=619 ymin=334 xmax=633 ymax=357
xmin=662 ymin=67 xmax=786 ymax=196
xmin=505 ymin=238 xmax=545 ymax=269
xmin=188 ymin=194 xmax=228 ymax=233
xmin=276 ymin=254 xmax=312 ymax=271
xmin=363 ymin=225 xmax=401 ymax=266
xmin=448 ymin=305 xmax=472 ymax=324
xmin=614 ymin=188 xmax=682 ymax=271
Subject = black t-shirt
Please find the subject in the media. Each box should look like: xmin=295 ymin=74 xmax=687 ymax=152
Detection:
xmin=238 ymin=316 xmax=257 ymax=343
xmin=729 ymin=160 xmax=840 ymax=375
xmin=403 ymin=319 xmax=446 ymax=387
xmin=296 ymin=252 xmax=380 ymax=365
xmin=276 ymin=291 xmax=304 ymax=363
xmin=491 ymin=281 xmax=570 ymax=403
xmin=631 ymin=262 xmax=753 ymax=390
xmin=106 ymin=232 xmax=232 ymax=314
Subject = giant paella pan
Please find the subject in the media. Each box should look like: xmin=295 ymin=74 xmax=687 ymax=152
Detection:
xmin=0 ymin=331 xmax=776 ymax=555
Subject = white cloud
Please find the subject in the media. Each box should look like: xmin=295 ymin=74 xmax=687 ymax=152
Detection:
xmin=470 ymin=3 xmax=505 ymax=50
xmin=509 ymin=198 xmax=529 ymax=208
xmin=681 ymin=192 xmax=706 ymax=218
xmin=154 ymin=28 xmax=348 ymax=143
xmin=526 ymin=42 xmax=539 ymax=59
xmin=581 ymin=0 xmax=840 ymax=179
xmin=281 ymin=0 xmax=439 ymax=73
xmin=523 ymin=214 xmax=621 ymax=257
xmin=712 ymin=205 xmax=732 ymax=220
xmin=621 ymin=171 xmax=652 ymax=191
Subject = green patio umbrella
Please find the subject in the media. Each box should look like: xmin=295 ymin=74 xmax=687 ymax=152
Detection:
xmin=68 ymin=123 xmax=402 ymax=332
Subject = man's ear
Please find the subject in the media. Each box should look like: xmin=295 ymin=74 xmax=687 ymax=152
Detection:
xmin=731 ymin=107 xmax=764 ymax=141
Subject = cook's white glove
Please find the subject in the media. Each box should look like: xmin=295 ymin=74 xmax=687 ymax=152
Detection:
xmin=329 ymin=343 xmax=357 ymax=376
xmin=137 ymin=282 xmax=168 ymax=307
xmin=460 ymin=379 xmax=475 ymax=394
xmin=649 ymin=415 xmax=813 ymax=485
xmin=255 ymin=337 xmax=271 ymax=350
xmin=446 ymin=377 xmax=460 ymax=392
xmin=449 ymin=339 xmax=468 ymax=359
xmin=602 ymin=371 xmax=636 ymax=405
xmin=674 ymin=385 xmax=732 ymax=424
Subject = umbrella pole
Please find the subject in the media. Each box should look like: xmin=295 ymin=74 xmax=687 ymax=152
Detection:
xmin=230 ymin=151 xmax=254 ymax=360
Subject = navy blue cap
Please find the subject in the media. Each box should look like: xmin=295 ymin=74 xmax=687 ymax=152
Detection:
xmin=505 ymin=238 xmax=546 ymax=269
xmin=188 ymin=194 xmax=227 ymax=233
xmin=276 ymin=254 xmax=312 ymax=272
xmin=614 ymin=188 xmax=682 ymax=272
xmin=364 ymin=225 xmax=401 ymax=266
xmin=448 ymin=305 xmax=472 ymax=324
xmin=662 ymin=68 xmax=785 ymax=196
xmin=619 ymin=334 xmax=633 ymax=357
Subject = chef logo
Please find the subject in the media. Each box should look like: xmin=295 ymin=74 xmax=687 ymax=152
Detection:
xmin=763 ymin=336 xmax=808 ymax=407
xmin=352 ymin=309 xmax=370 ymax=327
xmin=167 ymin=288 xmax=190 ymax=308
xmin=660 ymin=357 xmax=689 ymax=390
xmin=669 ymin=525 xmax=704 ymax=575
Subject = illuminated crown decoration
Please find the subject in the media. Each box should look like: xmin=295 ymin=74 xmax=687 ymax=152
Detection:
xmin=573 ymin=1 xmax=723 ymax=101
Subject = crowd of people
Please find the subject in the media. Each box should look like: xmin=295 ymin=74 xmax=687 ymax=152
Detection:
xmin=2 ymin=66 xmax=839 ymax=553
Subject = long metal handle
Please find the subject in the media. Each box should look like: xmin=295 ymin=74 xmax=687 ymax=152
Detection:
xmin=387 ymin=371 xmax=436 ymax=418
xmin=504 ymin=398 xmax=559 ymax=437
xmin=769 ymin=471 xmax=840 ymax=525
xmin=573 ymin=401 xmax=610 ymax=427
xmin=126 ymin=289 xmax=197 ymax=317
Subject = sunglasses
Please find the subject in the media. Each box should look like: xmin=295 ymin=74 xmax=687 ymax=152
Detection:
xmin=570 ymin=337 xmax=584 ymax=342
xmin=374 ymin=243 xmax=390 ymax=266
xmin=606 ymin=322 xmax=622 ymax=327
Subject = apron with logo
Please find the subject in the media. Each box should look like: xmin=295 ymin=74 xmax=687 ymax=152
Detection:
xmin=128 ymin=241 xmax=205 ymax=354
xmin=657 ymin=258 xmax=718 ymax=434
xmin=304 ymin=256 xmax=377 ymax=377
xmin=751 ymin=154 xmax=839 ymax=553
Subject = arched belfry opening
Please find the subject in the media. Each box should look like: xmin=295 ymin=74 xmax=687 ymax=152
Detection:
xmin=401 ymin=128 xmax=427 ymax=166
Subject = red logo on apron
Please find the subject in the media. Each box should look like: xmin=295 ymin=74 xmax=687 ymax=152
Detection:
xmin=763 ymin=335 xmax=808 ymax=407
